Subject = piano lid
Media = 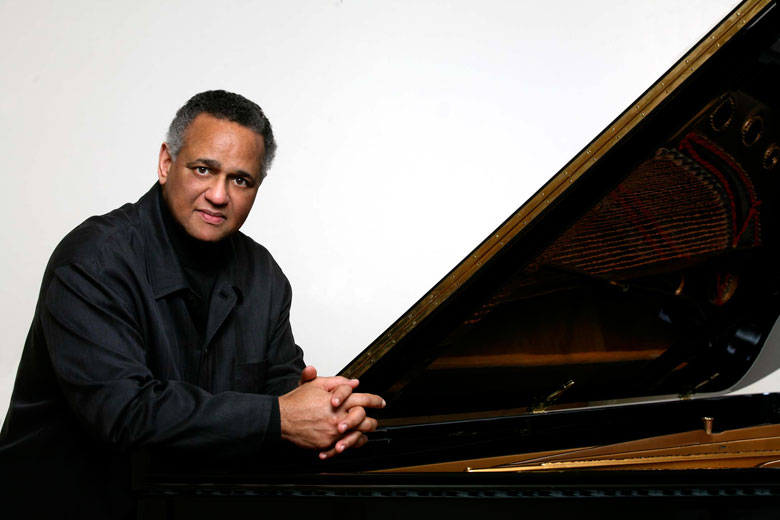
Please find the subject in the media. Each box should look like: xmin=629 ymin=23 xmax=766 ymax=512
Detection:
xmin=341 ymin=0 xmax=780 ymax=420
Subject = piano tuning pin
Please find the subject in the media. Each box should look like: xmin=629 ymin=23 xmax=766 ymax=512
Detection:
xmin=702 ymin=417 xmax=714 ymax=435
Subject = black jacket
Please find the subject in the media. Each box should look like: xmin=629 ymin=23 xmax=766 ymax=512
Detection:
xmin=0 ymin=184 xmax=304 ymax=517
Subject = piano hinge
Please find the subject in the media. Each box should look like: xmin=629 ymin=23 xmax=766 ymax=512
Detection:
xmin=678 ymin=372 xmax=720 ymax=400
xmin=530 ymin=380 xmax=575 ymax=414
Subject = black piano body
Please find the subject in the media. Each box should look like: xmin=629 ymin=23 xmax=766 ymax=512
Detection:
xmin=137 ymin=1 xmax=780 ymax=517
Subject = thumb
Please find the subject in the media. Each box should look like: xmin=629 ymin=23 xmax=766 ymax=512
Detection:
xmin=298 ymin=365 xmax=317 ymax=386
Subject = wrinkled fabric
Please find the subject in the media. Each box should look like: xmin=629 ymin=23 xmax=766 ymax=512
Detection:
xmin=0 ymin=184 xmax=304 ymax=518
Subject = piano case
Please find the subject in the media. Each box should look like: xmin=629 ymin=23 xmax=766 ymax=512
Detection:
xmin=137 ymin=1 xmax=780 ymax=517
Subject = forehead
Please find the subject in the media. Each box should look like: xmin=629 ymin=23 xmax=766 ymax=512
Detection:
xmin=179 ymin=114 xmax=266 ymax=174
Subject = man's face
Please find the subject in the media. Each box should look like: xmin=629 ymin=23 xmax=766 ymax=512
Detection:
xmin=158 ymin=114 xmax=265 ymax=242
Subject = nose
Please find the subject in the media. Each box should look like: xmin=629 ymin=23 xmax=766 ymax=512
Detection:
xmin=205 ymin=178 xmax=229 ymax=206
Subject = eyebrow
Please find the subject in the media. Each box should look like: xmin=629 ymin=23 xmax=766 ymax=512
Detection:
xmin=187 ymin=158 xmax=222 ymax=170
xmin=187 ymin=158 xmax=255 ymax=180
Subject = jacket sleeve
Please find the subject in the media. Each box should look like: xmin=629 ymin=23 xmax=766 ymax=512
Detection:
xmin=42 ymin=262 xmax=278 ymax=454
xmin=262 ymin=276 xmax=306 ymax=397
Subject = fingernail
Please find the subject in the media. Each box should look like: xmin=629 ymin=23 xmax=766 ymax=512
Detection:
xmin=319 ymin=452 xmax=327 ymax=460
xmin=333 ymin=397 xmax=340 ymax=406
xmin=382 ymin=399 xmax=386 ymax=407
xmin=339 ymin=423 xmax=347 ymax=432
xmin=337 ymin=444 xmax=344 ymax=452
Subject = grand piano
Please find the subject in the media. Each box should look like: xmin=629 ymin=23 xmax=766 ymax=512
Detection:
xmin=137 ymin=1 xmax=780 ymax=517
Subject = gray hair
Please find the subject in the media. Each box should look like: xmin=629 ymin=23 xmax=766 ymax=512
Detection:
xmin=166 ymin=90 xmax=277 ymax=178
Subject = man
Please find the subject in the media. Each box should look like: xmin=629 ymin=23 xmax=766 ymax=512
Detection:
xmin=0 ymin=90 xmax=384 ymax=517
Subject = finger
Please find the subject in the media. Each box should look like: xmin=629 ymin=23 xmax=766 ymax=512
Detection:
xmin=314 ymin=376 xmax=359 ymax=392
xmin=341 ymin=392 xmax=386 ymax=410
xmin=298 ymin=365 xmax=317 ymax=386
xmin=338 ymin=405 xmax=367 ymax=433
xmin=330 ymin=383 xmax=354 ymax=407
xmin=336 ymin=430 xmax=366 ymax=452
xmin=354 ymin=433 xmax=368 ymax=449
xmin=319 ymin=431 xmax=365 ymax=459
xmin=353 ymin=416 xmax=378 ymax=433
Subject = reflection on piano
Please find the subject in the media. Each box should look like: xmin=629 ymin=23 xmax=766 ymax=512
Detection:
xmin=137 ymin=1 xmax=780 ymax=517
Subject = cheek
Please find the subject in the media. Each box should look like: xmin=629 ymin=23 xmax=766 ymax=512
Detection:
xmin=233 ymin=193 xmax=257 ymax=221
xmin=174 ymin=176 xmax=206 ymax=204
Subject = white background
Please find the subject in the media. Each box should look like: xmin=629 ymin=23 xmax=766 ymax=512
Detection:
xmin=0 ymin=0 xmax=747 ymax=421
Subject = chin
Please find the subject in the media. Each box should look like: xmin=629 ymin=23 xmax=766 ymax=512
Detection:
xmin=197 ymin=232 xmax=226 ymax=243
xmin=187 ymin=226 xmax=226 ymax=243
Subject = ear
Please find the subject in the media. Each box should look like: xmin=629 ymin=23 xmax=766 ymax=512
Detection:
xmin=157 ymin=143 xmax=173 ymax=185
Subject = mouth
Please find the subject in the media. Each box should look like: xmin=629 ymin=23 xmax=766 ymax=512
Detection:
xmin=196 ymin=209 xmax=226 ymax=225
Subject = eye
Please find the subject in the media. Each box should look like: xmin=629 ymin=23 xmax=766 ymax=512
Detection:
xmin=195 ymin=166 xmax=210 ymax=175
xmin=233 ymin=176 xmax=250 ymax=187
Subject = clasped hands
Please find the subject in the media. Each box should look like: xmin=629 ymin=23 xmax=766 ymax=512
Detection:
xmin=278 ymin=365 xmax=385 ymax=459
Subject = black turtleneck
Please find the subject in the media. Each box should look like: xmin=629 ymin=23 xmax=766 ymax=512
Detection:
xmin=158 ymin=190 xmax=229 ymax=337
